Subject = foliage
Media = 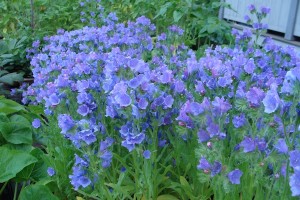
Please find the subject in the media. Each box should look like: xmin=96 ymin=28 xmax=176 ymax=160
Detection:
xmin=81 ymin=0 xmax=233 ymax=47
xmin=23 ymin=4 xmax=300 ymax=200
xmin=0 ymin=96 xmax=56 ymax=199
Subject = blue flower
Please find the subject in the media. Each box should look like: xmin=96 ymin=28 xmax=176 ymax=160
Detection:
xmin=262 ymin=88 xmax=280 ymax=114
xmin=32 ymin=118 xmax=41 ymax=129
xmin=211 ymin=161 xmax=222 ymax=177
xmin=275 ymin=139 xmax=288 ymax=154
xmin=290 ymin=150 xmax=300 ymax=171
xmin=197 ymin=157 xmax=211 ymax=170
xmin=143 ymin=150 xmax=151 ymax=159
xmin=47 ymin=167 xmax=55 ymax=176
xmin=240 ymin=137 xmax=256 ymax=153
xmin=289 ymin=170 xmax=300 ymax=196
xmin=228 ymin=169 xmax=243 ymax=184
xmin=115 ymin=93 xmax=131 ymax=107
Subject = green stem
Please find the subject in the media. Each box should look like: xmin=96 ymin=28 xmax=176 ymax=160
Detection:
xmin=13 ymin=182 xmax=18 ymax=200
xmin=0 ymin=181 xmax=8 ymax=195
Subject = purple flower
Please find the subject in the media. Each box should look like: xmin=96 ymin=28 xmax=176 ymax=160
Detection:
xmin=211 ymin=161 xmax=222 ymax=177
xmin=32 ymin=118 xmax=41 ymax=129
xmin=232 ymin=114 xmax=246 ymax=128
xmin=197 ymin=157 xmax=211 ymax=170
xmin=58 ymin=114 xmax=75 ymax=134
xmin=248 ymin=4 xmax=256 ymax=12
xmin=48 ymin=93 xmax=60 ymax=106
xmin=189 ymin=102 xmax=204 ymax=116
xmin=244 ymin=15 xmax=251 ymax=23
xmin=275 ymin=139 xmax=288 ymax=154
xmin=115 ymin=93 xmax=131 ymax=107
xmin=138 ymin=98 xmax=148 ymax=109
xmin=228 ymin=169 xmax=243 ymax=184
xmin=260 ymin=6 xmax=271 ymax=14
xmin=47 ymin=167 xmax=55 ymax=176
xmin=143 ymin=150 xmax=151 ymax=159
xmin=262 ymin=88 xmax=280 ymax=113
xmin=289 ymin=170 xmax=300 ymax=196
xmin=244 ymin=58 xmax=256 ymax=74
xmin=77 ymin=104 xmax=90 ymax=116
xmin=212 ymin=96 xmax=232 ymax=115
xmin=174 ymin=80 xmax=185 ymax=93
xmin=79 ymin=130 xmax=97 ymax=145
xmin=163 ymin=95 xmax=174 ymax=109
xmin=197 ymin=130 xmax=210 ymax=143
xmin=290 ymin=150 xmax=300 ymax=171
xmin=240 ymin=137 xmax=256 ymax=153
xmin=246 ymin=87 xmax=265 ymax=107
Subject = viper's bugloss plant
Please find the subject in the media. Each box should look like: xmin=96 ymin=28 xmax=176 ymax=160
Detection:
xmin=24 ymin=4 xmax=300 ymax=200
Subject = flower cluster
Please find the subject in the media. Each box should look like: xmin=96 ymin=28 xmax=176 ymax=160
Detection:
xmin=24 ymin=4 xmax=300 ymax=198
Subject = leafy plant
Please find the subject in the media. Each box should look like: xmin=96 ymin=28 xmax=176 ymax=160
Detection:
xmin=0 ymin=96 xmax=57 ymax=199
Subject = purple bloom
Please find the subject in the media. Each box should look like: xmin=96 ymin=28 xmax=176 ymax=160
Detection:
xmin=246 ymin=87 xmax=265 ymax=107
xmin=143 ymin=150 xmax=151 ymax=159
xmin=275 ymin=139 xmax=288 ymax=154
xmin=260 ymin=6 xmax=271 ymax=14
xmin=174 ymin=80 xmax=185 ymax=93
xmin=211 ymin=161 xmax=222 ymax=177
xmin=240 ymin=137 xmax=256 ymax=153
xmin=244 ymin=58 xmax=256 ymax=74
xmin=79 ymin=130 xmax=97 ymax=145
xmin=115 ymin=93 xmax=131 ymax=107
xmin=248 ymin=4 xmax=256 ymax=12
xmin=289 ymin=170 xmax=300 ymax=196
xmin=212 ymin=97 xmax=232 ymax=115
xmin=197 ymin=157 xmax=211 ymax=170
xmin=47 ymin=167 xmax=55 ymax=176
xmin=48 ymin=93 xmax=60 ymax=106
xmin=77 ymin=104 xmax=90 ymax=116
xmin=189 ymin=102 xmax=204 ymax=116
xmin=138 ymin=98 xmax=148 ymax=109
xmin=195 ymin=81 xmax=206 ymax=94
xmin=197 ymin=130 xmax=210 ymax=143
xmin=232 ymin=114 xmax=246 ymax=128
xmin=32 ymin=118 xmax=41 ymax=129
xmin=163 ymin=95 xmax=174 ymax=109
xmin=228 ymin=169 xmax=243 ymax=184
xmin=58 ymin=114 xmax=75 ymax=134
xmin=244 ymin=15 xmax=251 ymax=22
xmin=100 ymin=151 xmax=113 ymax=168
xmin=262 ymin=88 xmax=280 ymax=113
xmin=290 ymin=150 xmax=300 ymax=171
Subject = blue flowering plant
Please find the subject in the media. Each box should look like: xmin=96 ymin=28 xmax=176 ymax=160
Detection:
xmin=23 ymin=3 xmax=300 ymax=200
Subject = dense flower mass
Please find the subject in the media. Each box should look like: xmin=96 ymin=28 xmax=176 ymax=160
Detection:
xmin=24 ymin=5 xmax=300 ymax=198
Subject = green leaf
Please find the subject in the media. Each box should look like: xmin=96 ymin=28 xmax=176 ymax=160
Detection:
xmin=0 ymin=72 xmax=24 ymax=85
xmin=0 ymin=97 xmax=25 ymax=115
xmin=157 ymin=194 xmax=179 ymax=200
xmin=0 ymin=146 xmax=37 ymax=182
xmin=154 ymin=2 xmax=173 ymax=19
xmin=0 ymin=122 xmax=32 ymax=144
xmin=19 ymin=184 xmax=59 ymax=200
xmin=173 ymin=11 xmax=183 ymax=22
xmin=30 ymin=148 xmax=48 ymax=181
xmin=14 ymin=163 xmax=35 ymax=182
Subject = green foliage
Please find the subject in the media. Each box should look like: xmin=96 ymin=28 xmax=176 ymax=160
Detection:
xmin=0 ymin=96 xmax=57 ymax=199
xmin=99 ymin=0 xmax=233 ymax=47
xmin=18 ymin=184 xmax=59 ymax=200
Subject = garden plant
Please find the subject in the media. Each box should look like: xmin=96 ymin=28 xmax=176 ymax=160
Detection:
xmin=0 ymin=0 xmax=298 ymax=199
xmin=19 ymin=2 xmax=300 ymax=200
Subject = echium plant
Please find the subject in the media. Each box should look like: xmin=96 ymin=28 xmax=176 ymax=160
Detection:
xmin=24 ymin=3 xmax=300 ymax=200
xmin=175 ymin=4 xmax=300 ymax=200
xmin=23 ymin=7 xmax=206 ymax=199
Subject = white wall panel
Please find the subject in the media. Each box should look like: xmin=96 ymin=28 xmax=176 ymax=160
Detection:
xmin=224 ymin=0 xmax=291 ymax=33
